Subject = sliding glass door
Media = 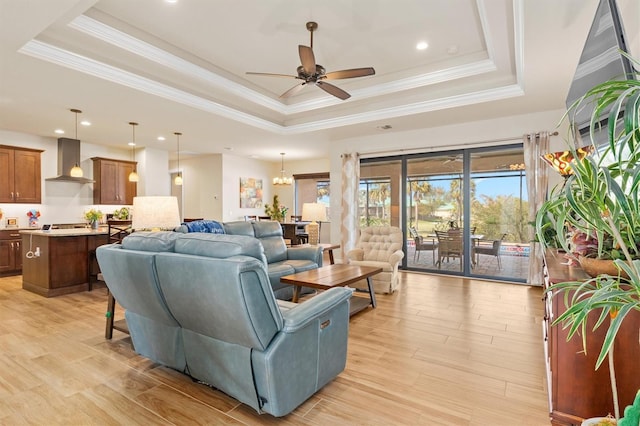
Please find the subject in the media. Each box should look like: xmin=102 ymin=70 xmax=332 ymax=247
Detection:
xmin=469 ymin=149 xmax=529 ymax=281
xmin=359 ymin=159 xmax=402 ymax=227
xmin=361 ymin=144 xmax=528 ymax=283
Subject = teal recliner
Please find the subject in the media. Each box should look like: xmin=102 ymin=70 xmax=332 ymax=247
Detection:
xmin=97 ymin=231 xmax=352 ymax=417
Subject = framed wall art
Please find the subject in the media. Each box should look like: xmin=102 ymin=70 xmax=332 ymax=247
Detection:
xmin=6 ymin=217 xmax=18 ymax=228
xmin=239 ymin=177 xmax=263 ymax=208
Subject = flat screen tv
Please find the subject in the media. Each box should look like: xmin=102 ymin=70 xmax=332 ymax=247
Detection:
xmin=565 ymin=0 xmax=636 ymax=134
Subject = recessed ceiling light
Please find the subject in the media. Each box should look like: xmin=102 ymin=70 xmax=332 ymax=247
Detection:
xmin=128 ymin=142 xmax=136 ymax=146
xmin=447 ymin=45 xmax=459 ymax=55
xmin=54 ymin=129 xmax=64 ymax=134
xmin=250 ymin=155 xmax=259 ymax=159
xmin=80 ymin=120 xmax=91 ymax=126
xmin=157 ymin=136 xmax=165 ymax=141
xmin=165 ymin=0 xmax=178 ymax=3
xmin=416 ymin=41 xmax=428 ymax=51
xmin=224 ymin=147 xmax=233 ymax=151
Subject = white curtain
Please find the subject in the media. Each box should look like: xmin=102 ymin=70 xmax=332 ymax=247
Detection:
xmin=340 ymin=153 xmax=360 ymax=262
xmin=523 ymin=132 xmax=550 ymax=285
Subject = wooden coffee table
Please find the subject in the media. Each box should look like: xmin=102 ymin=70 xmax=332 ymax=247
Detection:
xmin=280 ymin=264 xmax=382 ymax=316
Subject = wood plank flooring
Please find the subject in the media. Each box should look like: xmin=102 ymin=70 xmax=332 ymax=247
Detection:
xmin=0 ymin=272 xmax=550 ymax=425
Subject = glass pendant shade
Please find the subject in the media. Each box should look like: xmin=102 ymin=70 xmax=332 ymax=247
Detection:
xmin=70 ymin=164 xmax=84 ymax=177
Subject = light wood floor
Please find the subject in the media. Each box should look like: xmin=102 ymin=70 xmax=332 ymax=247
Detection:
xmin=0 ymin=272 xmax=550 ymax=425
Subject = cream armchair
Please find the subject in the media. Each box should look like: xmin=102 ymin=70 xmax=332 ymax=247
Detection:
xmin=346 ymin=226 xmax=405 ymax=294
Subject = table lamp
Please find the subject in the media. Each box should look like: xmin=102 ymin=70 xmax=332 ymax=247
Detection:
xmin=132 ymin=196 xmax=181 ymax=231
xmin=301 ymin=202 xmax=327 ymax=245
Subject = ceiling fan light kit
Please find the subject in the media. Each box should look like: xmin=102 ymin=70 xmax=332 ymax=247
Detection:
xmin=247 ymin=21 xmax=375 ymax=100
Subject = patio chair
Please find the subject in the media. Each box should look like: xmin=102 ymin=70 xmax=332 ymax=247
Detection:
xmin=409 ymin=227 xmax=438 ymax=263
xmin=435 ymin=229 xmax=463 ymax=269
xmin=474 ymin=233 xmax=507 ymax=269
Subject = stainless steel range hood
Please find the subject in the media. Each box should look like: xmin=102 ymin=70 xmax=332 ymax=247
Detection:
xmin=45 ymin=138 xmax=94 ymax=183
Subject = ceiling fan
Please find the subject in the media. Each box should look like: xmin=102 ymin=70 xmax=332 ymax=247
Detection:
xmin=443 ymin=156 xmax=463 ymax=164
xmin=246 ymin=21 xmax=375 ymax=100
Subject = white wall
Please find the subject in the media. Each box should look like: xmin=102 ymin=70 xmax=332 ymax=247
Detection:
xmin=138 ymin=147 xmax=170 ymax=196
xmin=174 ymin=154 xmax=331 ymax=224
xmin=221 ymin=154 xmax=273 ymax=222
xmin=175 ymin=154 xmax=223 ymax=220
xmin=619 ymin=0 xmax=639 ymax=59
xmin=0 ymin=129 xmax=170 ymax=227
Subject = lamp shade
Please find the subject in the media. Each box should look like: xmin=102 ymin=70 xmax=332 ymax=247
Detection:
xmin=301 ymin=203 xmax=327 ymax=223
xmin=132 ymin=196 xmax=181 ymax=230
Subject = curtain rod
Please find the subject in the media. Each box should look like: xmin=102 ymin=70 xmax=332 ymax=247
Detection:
xmin=358 ymin=131 xmax=559 ymax=158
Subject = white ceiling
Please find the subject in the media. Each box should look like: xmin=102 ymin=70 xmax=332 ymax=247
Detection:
xmin=0 ymin=0 xmax=600 ymax=162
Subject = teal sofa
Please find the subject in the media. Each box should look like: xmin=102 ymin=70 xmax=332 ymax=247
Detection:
xmin=96 ymin=231 xmax=352 ymax=417
xmin=176 ymin=220 xmax=322 ymax=300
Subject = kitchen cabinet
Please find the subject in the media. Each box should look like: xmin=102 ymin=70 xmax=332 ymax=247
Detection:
xmin=0 ymin=145 xmax=43 ymax=203
xmin=0 ymin=229 xmax=23 ymax=275
xmin=543 ymin=250 xmax=640 ymax=425
xmin=92 ymin=157 xmax=137 ymax=205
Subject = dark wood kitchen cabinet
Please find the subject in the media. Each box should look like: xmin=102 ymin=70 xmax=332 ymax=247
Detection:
xmin=0 ymin=145 xmax=42 ymax=203
xmin=0 ymin=229 xmax=23 ymax=275
xmin=92 ymin=157 xmax=137 ymax=205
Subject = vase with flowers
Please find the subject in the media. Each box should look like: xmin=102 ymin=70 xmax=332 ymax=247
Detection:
xmin=264 ymin=194 xmax=288 ymax=223
xmin=27 ymin=209 xmax=40 ymax=227
xmin=84 ymin=208 xmax=104 ymax=229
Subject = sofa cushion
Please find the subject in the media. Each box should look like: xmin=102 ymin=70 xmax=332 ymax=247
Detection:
xmin=222 ymin=221 xmax=255 ymax=236
xmin=174 ymin=233 xmax=266 ymax=264
xmin=268 ymin=262 xmax=296 ymax=278
xmin=122 ymin=231 xmax=179 ymax=252
xmin=347 ymin=259 xmax=394 ymax=272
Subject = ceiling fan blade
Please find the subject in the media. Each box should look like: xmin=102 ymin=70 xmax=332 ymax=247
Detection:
xmin=280 ymin=82 xmax=307 ymax=98
xmin=246 ymin=72 xmax=298 ymax=79
xmin=316 ymin=81 xmax=350 ymax=100
xmin=298 ymin=45 xmax=316 ymax=75
xmin=325 ymin=67 xmax=375 ymax=80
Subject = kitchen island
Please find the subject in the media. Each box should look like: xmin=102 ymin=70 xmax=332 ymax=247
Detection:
xmin=21 ymin=228 xmax=108 ymax=297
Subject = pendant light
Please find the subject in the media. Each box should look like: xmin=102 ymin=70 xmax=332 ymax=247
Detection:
xmin=174 ymin=132 xmax=183 ymax=186
xmin=273 ymin=152 xmax=292 ymax=185
xmin=69 ymin=108 xmax=84 ymax=178
xmin=128 ymin=122 xmax=139 ymax=182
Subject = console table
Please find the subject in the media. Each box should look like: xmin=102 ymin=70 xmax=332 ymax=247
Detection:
xmin=543 ymin=250 xmax=640 ymax=425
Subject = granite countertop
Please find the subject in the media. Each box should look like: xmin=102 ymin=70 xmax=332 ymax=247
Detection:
xmin=20 ymin=227 xmax=108 ymax=237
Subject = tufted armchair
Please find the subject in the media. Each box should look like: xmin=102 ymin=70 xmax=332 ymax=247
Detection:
xmin=346 ymin=226 xmax=405 ymax=294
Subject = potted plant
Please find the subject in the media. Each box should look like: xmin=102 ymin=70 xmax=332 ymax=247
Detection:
xmin=85 ymin=208 xmax=104 ymax=229
xmin=536 ymin=53 xmax=640 ymax=423
xmin=112 ymin=207 xmax=130 ymax=220
xmin=264 ymin=194 xmax=288 ymax=222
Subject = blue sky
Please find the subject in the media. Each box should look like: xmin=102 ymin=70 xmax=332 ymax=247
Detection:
xmin=428 ymin=172 xmax=528 ymax=201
